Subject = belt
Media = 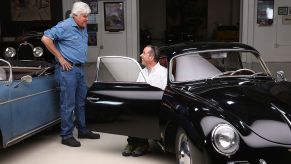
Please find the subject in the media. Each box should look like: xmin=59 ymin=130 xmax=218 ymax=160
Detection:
xmin=63 ymin=58 xmax=83 ymax=67
xmin=56 ymin=61 xmax=83 ymax=67
xmin=73 ymin=63 xmax=83 ymax=67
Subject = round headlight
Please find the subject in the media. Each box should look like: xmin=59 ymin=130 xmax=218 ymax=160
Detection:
xmin=4 ymin=47 xmax=16 ymax=58
xmin=211 ymin=124 xmax=240 ymax=156
xmin=33 ymin=47 xmax=43 ymax=57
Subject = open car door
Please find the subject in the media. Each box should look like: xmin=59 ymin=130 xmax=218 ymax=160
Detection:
xmin=86 ymin=56 xmax=164 ymax=139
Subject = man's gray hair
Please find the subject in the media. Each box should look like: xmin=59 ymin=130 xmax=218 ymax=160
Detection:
xmin=70 ymin=1 xmax=91 ymax=17
xmin=146 ymin=45 xmax=160 ymax=62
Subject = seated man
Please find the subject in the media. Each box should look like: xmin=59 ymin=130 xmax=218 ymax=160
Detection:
xmin=122 ymin=45 xmax=167 ymax=157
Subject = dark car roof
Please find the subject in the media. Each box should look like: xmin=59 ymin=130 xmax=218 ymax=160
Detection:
xmin=159 ymin=42 xmax=259 ymax=59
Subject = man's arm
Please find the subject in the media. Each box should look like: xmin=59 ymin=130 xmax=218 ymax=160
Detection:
xmin=41 ymin=36 xmax=72 ymax=71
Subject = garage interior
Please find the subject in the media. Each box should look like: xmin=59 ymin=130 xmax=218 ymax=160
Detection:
xmin=0 ymin=0 xmax=291 ymax=163
xmin=140 ymin=0 xmax=240 ymax=48
xmin=1 ymin=0 xmax=290 ymax=84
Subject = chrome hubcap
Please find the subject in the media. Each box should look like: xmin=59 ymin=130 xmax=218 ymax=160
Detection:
xmin=178 ymin=134 xmax=191 ymax=164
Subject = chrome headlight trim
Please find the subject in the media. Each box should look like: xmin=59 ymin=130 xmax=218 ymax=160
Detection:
xmin=4 ymin=47 xmax=16 ymax=58
xmin=33 ymin=47 xmax=43 ymax=57
xmin=211 ymin=124 xmax=240 ymax=156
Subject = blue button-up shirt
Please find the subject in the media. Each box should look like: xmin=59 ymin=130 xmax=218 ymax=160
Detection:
xmin=44 ymin=17 xmax=88 ymax=63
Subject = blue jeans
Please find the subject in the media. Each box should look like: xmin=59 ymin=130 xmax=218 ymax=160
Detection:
xmin=55 ymin=64 xmax=88 ymax=139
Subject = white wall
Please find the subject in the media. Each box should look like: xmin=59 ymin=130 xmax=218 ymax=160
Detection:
xmin=62 ymin=0 xmax=139 ymax=85
xmin=242 ymin=0 xmax=291 ymax=62
xmin=242 ymin=0 xmax=291 ymax=79
xmin=62 ymin=0 xmax=138 ymax=61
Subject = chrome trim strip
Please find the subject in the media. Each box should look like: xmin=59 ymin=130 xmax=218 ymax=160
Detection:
xmin=6 ymin=118 xmax=60 ymax=147
xmin=271 ymin=103 xmax=291 ymax=127
xmin=0 ymin=89 xmax=57 ymax=105
xmin=91 ymin=90 xmax=164 ymax=100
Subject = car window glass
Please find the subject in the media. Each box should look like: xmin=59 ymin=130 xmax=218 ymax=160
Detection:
xmin=0 ymin=60 xmax=9 ymax=81
xmin=97 ymin=57 xmax=145 ymax=82
xmin=209 ymin=52 xmax=242 ymax=71
xmin=174 ymin=54 xmax=221 ymax=82
xmin=240 ymin=52 xmax=265 ymax=73
xmin=171 ymin=51 xmax=267 ymax=82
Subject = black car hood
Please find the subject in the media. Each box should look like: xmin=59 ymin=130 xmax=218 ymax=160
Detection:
xmin=191 ymin=78 xmax=291 ymax=144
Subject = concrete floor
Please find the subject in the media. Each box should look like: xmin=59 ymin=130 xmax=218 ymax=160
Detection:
xmin=0 ymin=129 xmax=175 ymax=164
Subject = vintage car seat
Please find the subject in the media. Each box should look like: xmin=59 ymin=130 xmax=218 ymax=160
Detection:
xmin=159 ymin=56 xmax=168 ymax=68
xmin=0 ymin=67 xmax=6 ymax=80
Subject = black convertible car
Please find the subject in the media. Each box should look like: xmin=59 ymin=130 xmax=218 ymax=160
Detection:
xmin=85 ymin=42 xmax=291 ymax=164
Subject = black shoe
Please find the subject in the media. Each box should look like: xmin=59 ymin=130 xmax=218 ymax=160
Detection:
xmin=78 ymin=131 xmax=100 ymax=139
xmin=62 ymin=137 xmax=81 ymax=147
xmin=131 ymin=145 xmax=149 ymax=157
xmin=122 ymin=144 xmax=136 ymax=157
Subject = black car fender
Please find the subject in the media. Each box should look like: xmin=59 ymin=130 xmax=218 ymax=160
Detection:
xmin=161 ymin=85 xmax=252 ymax=154
xmin=160 ymin=86 xmax=212 ymax=153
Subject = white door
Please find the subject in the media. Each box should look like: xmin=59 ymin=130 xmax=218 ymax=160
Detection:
xmin=97 ymin=1 xmax=127 ymax=57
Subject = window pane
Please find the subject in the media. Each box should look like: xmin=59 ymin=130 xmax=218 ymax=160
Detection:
xmin=0 ymin=60 xmax=9 ymax=81
xmin=171 ymin=51 xmax=267 ymax=82
xmin=241 ymin=52 xmax=265 ymax=73
xmin=97 ymin=57 xmax=144 ymax=82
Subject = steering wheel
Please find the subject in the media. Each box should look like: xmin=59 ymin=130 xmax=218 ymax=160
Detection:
xmin=230 ymin=68 xmax=255 ymax=76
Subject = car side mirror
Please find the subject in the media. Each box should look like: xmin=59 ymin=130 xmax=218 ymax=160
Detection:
xmin=276 ymin=70 xmax=287 ymax=82
xmin=14 ymin=75 xmax=33 ymax=88
xmin=21 ymin=75 xmax=33 ymax=83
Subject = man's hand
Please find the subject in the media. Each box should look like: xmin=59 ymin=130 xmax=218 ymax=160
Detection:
xmin=41 ymin=36 xmax=73 ymax=71
xmin=59 ymin=57 xmax=72 ymax=71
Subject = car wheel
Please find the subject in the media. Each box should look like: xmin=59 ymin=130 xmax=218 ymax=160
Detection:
xmin=175 ymin=128 xmax=205 ymax=164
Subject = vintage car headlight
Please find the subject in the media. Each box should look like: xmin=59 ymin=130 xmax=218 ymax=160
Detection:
xmin=211 ymin=124 xmax=240 ymax=156
xmin=33 ymin=47 xmax=43 ymax=57
xmin=4 ymin=47 xmax=16 ymax=58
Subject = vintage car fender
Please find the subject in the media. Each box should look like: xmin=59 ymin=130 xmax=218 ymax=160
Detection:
xmin=161 ymin=78 xmax=291 ymax=163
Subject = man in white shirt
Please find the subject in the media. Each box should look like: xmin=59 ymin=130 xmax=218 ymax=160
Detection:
xmin=136 ymin=47 xmax=167 ymax=89
xmin=122 ymin=45 xmax=167 ymax=157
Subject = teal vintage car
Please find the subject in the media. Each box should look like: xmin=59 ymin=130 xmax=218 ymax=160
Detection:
xmin=0 ymin=41 xmax=59 ymax=148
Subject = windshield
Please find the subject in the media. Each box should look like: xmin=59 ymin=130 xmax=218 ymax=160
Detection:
xmin=170 ymin=50 xmax=270 ymax=82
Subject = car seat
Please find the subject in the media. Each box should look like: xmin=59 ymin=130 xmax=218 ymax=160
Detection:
xmin=0 ymin=67 xmax=6 ymax=80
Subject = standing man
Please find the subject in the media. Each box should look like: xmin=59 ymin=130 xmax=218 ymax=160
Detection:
xmin=122 ymin=45 xmax=167 ymax=157
xmin=41 ymin=2 xmax=100 ymax=147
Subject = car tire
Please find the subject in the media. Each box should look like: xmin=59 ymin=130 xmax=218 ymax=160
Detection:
xmin=175 ymin=128 xmax=206 ymax=164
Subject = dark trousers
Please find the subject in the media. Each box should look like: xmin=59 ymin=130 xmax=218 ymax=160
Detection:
xmin=127 ymin=136 xmax=148 ymax=146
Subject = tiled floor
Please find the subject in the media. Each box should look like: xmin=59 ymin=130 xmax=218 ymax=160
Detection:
xmin=0 ymin=129 xmax=175 ymax=164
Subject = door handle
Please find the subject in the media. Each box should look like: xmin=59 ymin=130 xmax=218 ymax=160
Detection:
xmin=87 ymin=97 xmax=100 ymax=102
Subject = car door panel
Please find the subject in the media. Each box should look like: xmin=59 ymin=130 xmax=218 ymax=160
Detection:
xmin=10 ymin=75 xmax=59 ymax=138
xmin=86 ymin=56 xmax=164 ymax=139
xmin=0 ymin=83 xmax=12 ymax=144
xmin=86 ymin=82 xmax=163 ymax=139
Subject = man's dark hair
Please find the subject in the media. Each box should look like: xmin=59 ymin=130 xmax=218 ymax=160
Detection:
xmin=146 ymin=45 xmax=159 ymax=62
